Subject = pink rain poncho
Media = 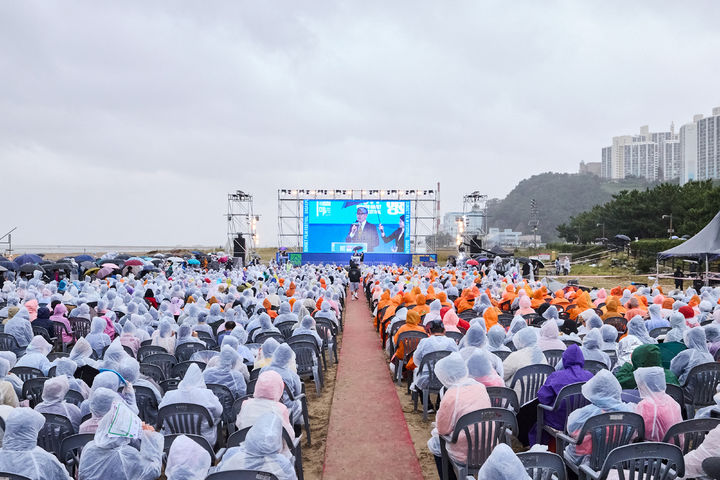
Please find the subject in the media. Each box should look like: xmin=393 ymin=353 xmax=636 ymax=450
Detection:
xmin=633 ymin=367 xmax=682 ymax=442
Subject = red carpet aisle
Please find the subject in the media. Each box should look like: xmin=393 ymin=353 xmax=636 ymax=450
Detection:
xmin=322 ymin=294 xmax=424 ymax=479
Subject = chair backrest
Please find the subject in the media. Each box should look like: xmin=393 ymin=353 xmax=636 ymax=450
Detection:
xmin=445 ymin=331 xmax=464 ymax=344
xmin=596 ymin=442 xmax=684 ymax=480
xmin=137 ymin=344 xmax=168 ymax=362
xmin=170 ymin=361 xmax=207 ymax=379
xmin=197 ymin=331 xmax=217 ymax=347
xmin=649 ymin=326 xmax=671 ymax=338
xmin=510 ymin=364 xmax=555 ymax=405
xmin=21 ymin=376 xmax=48 ymax=408
xmin=577 ymin=411 xmax=645 ymax=471
xmin=665 ymin=383 xmax=684 ymax=406
xmin=396 ymin=330 xmax=427 ymax=360
xmin=498 ymin=314 xmax=515 ymax=328
xmin=683 ymin=362 xmax=720 ymax=416
xmin=288 ymin=334 xmax=320 ymax=347
xmin=604 ymin=317 xmax=628 ymax=334
xmin=64 ymin=389 xmax=84 ymax=406
xmin=205 ymin=471 xmax=280 ymax=480
xmin=0 ymin=333 xmax=20 ymax=352
xmin=163 ymin=433 xmax=216 ymax=463
xmin=141 ymin=352 xmax=177 ymax=378
xmin=121 ymin=345 xmax=136 ymax=358
xmin=662 ymin=418 xmax=720 ymax=455
xmin=38 ymin=413 xmax=75 ymax=458
xmin=160 ymin=378 xmax=181 ymax=393
xmin=449 ymin=408 xmax=518 ymax=471
xmin=274 ymin=321 xmax=296 ymax=340
xmin=417 ymin=350 xmax=453 ymax=392
xmin=542 ymin=349 xmax=564 ymax=368
xmin=157 ymin=403 xmax=213 ymax=436
xmin=59 ymin=433 xmax=94 ymax=476
xmin=0 ymin=472 xmax=32 ymax=480
xmin=603 ymin=349 xmax=618 ymax=368
xmin=139 ymin=362 xmax=166 ymax=383
xmin=226 ymin=426 xmax=297 ymax=454
xmin=175 ymin=342 xmax=207 ymax=362
xmin=69 ymin=318 xmax=91 ymax=341
xmin=562 ymin=339 xmax=581 ymax=347
xmin=254 ymin=331 xmax=286 ymax=345
xmin=517 ymin=451 xmax=567 ymax=480
xmin=314 ymin=317 xmax=338 ymax=336
xmin=140 ymin=339 xmax=153 ymax=347
xmin=134 ymin=385 xmax=160 ymax=425
xmin=583 ymin=360 xmax=608 ymax=375
xmin=32 ymin=326 xmax=54 ymax=345
xmin=288 ymin=341 xmax=321 ymax=378
xmin=548 ymin=382 xmax=590 ymax=425
xmin=493 ymin=350 xmax=511 ymax=361
xmin=206 ymin=383 xmax=236 ymax=424
xmin=47 ymin=352 xmax=69 ymax=362
xmin=10 ymin=366 xmax=45 ymax=383
xmin=486 ymin=386 xmax=520 ymax=413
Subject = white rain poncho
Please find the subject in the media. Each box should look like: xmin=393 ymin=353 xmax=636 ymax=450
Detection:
xmin=16 ymin=335 xmax=52 ymax=375
xmin=627 ymin=316 xmax=657 ymax=344
xmin=215 ymin=413 xmax=297 ymax=480
xmin=634 ymin=367 xmax=682 ymax=441
xmin=670 ymin=327 xmax=714 ymax=385
xmin=537 ymin=320 xmax=567 ymax=351
xmin=176 ymin=324 xmax=205 ymax=348
xmin=80 ymin=371 xmax=121 ymax=417
xmin=315 ymin=300 xmax=338 ymax=327
xmin=165 ymin=434 xmax=212 ymax=480
xmin=117 ymin=357 xmax=162 ymax=403
xmin=411 ymin=334 xmax=459 ymax=391
xmin=487 ymin=324 xmax=511 ymax=352
xmin=34 ymin=375 xmax=82 ymax=431
xmin=151 ymin=318 xmax=176 ymax=355
xmin=80 ymin=387 xmax=119 ymax=434
xmin=5 ymin=310 xmax=33 ymax=349
xmin=78 ymin=402 xmax=164 ymax=480
xmin=69 ymin=337 xmax=97 ymax=368
xmin=202 ymin=345 xmax=247 ymax=399
xmin=0 ymin=351 xmax=22 ymax=398
xmin=255 ymin=337 xmax=281 ymax=369
xmin=260 ymin=343 xmax=303 ymax=423
xmin=0 ymin=407 xmax=71 ymax=480
xmin=476 ymin=443 xmax=531 ymax=480
xmin=100 ymin=338 xmax=129 ymax=371
xmin=505 ymin=316 xmax=527 ymax=345
xmin=252 ymin=313 xmax=280 ymax=342
xmin=503 ymin=328 xmax=548 ymax=393
xmin=291 ymin=315 xmax=323 ymax=349
xmin=664 ymin=311 xmax=689 ymax=344
xmin=86 ymin=317 xmax=111 ymax=356
xmin=599 ymin=324 xmax=618 ymax=351
xmin=616 ymin=329 xmax=643 ymax=368
xmin=158 ymin=363 xmax=222 ymax=446
xmin=274 ymin=303 xmax=298 ymax=325
xmin=458 ymin=325 xmax=503 ymax=378
xmin=564 ymin=370 xmax=635 ymax=465
xmin=0 ymin=358 xmax=19 ymax=408
xmin=580 ymin=329 xmax=612 ymax=368
xmin=54 ymin=358 xmax=90 ymax=398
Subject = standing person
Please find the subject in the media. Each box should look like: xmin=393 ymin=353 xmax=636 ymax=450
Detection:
xmin=674 ymin=266 xmax=684 ymax=290
xmin=555 ymin=258 xmax=561 ymax=276
xmin=562 ymin=256 xmax=571 ymax=275
xmin=348 ymin=263 xmax=361 ymax=300
xmin=379 ymin=215 xmax=406 ymax=252
xmin=345 ymin=206 xmax=379 ymax=252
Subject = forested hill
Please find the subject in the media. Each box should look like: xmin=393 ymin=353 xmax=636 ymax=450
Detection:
xmin=486 ymin=172 xmax=656 ymax=242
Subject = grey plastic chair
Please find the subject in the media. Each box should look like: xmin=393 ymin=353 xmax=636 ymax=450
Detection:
xmin=0 ymin=333 xmax=21 ymax=353
xmin=139 ymin=363 xmax=165 ymax=383
xmin=649 ymin=326 xmax=671 ymax=338
xmin=206 ymin=383 xmax=236 ymax=447
xmin=274 ymin=321 xmax=296 ymax=340
xmin=703 ymin=457 xmax=720 ymax=480
xmin=68 ymin=317 xmax=91 ymax=342
xmin=157 ymin=403 xmax=214 ymax=437
xmin=170 ymin=361 xmax=207 ymax=379
xmin=581 ymin=442 xmax=684 ymax=480
xmin=59 ymin=433 xmax=94 ymax=477
xmin=662 ymin=418 xmax=720 ymax=454
xmin=205 ymin=471 xmax=279 ymax=480
xmin=137 ymin=344 xmax=168 ymax=362
xmin=517 ymin=451 xmax=567 ymax=480
xmin=557 ymin=411 xmax=645 ymax=477
xmin=254 ymin=331 xmax=286 ymax=345
xmin=446 ymin=331 xmax=464 ymax=345
xmin=509 ymin=364 xmax=555 ymax=406
xmin=10 ymin=366 xmax=45 ymax=383
xmin=412 ymin=350 xmax=452 ymax=420
xmin=288 ymin=340 xmax=324 ymax=395
xmin=163 ymin=433 xmax=216 ymax=464
xmin=141 ymin=352 xmax=177 ymax=379
xmin=64 ymin=389 xmax=84 ymax=406
xmin=439 ymin=407 xmax=518 ymax=480
xmin=394 ymin=330 xmax=427 ymax=384
xmin=21 ymin=376 xmax=48 ymax=408
xmin=682 ymin=362 xmax=720 ymax=418
xmin=175 ymin=342 xmax=207 ymax=362
xmin=542 ymin=349 xmax=564 ymax=368
xmin=603 ymin=350 xmax=618 ymax=369
xmin=665 ymin=383 xmax=685 ymax=412
xmin=536 ymin=382 xmax=590 ymax=445
xmin=486 ymin=386 xmax=520 ymax=413
xmin=583 ymin=360 xmax=608 ymax=375
xmin=493 ymin=350 xmax=511 ymax=361
xmin=134 ymin=385 xmax=159 ymax=427
xmin=289 ymin=334 xmax=327 ymax=370
xmin=38 ymin=413 xmax=74 ymax=459
xmin=226 ymin=426 xmax=304 ymax=480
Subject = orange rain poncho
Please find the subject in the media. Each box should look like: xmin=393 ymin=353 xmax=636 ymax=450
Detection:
xmin=413 ymin=294 xmax=431 ymax=316
xmin=392 ymin=310 xmax=426 ymax=361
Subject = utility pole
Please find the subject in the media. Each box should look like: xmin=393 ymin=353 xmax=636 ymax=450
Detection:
xmin=0 ymin=227 xmax=17 ymax=256
xmin=528 ymin=199 xmax=539 ymax=248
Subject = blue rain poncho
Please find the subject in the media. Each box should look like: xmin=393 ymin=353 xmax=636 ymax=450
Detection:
xmin=505 ymin=316 xmax=527 ymax=345
xmin=214 ymin=413 xmax=297 ymax=480
xmin=0 ymin=407 xmax=71 ymax=480
xmin=291 ymin=316 xmax=323 ymax=349
xmin=16 ymin=335 xmax=52 ymax=375
xmin=476 ymin=443 xmax=531 ymax=480
xmin=78 ymin=402 xmax=164 ymax=480
xmin=81 ymin=387 xmax=119 ymax=433
xmin=487 ymin=325 xmax=511 ymax=353
xmin=34 ymin=375 xmax=82 ymax=431
xmin=580 ymin=329 xmax=612 ymax=368
xmin=203 ymin=345 xmax=247 ymax=399
xmin=158 ymin=364 xmax=222 ymax=446
xmin=165 ymin=434 xmax=212 ymax=480
xmin=274 ymin=303 xmax=298 ymax=325
xmin=645 ymin=304 xmax=670 ymax=331
xmin=315 ymin=300 xmax=338 ymax=327
xmin=260 ymin=344 xmax=303 ymax=424
xmin=86 ymin=317 xmax=112 ymax=357
xmin=670 ymin=327 xmax=714 ymax=385
xmin=176 ymin=324 xmax=205 ymax=348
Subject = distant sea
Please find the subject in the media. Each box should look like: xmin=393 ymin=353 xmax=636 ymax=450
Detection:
xmin=5 ymin=244 xmax=217 ymax=255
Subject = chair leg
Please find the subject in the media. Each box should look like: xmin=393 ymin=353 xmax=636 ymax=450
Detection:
xmin=423 ymin=389 xmax=429 ymax=421
xmin=295 ymin=441 xmax=304 ymax=480
xmin=301 ymin=397 xmax=311 ymax=446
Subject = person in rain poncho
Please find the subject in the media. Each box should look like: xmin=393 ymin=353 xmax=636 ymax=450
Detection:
xmin=274 ymin=302 xmax=298 ymax=325
xmin=615 ymin=317 xmax=649 ymax=368
xmin=664 ymin=311 xmax=689 ymax=344
xmin=214 ymin=413 xmax=297 ymax=480
xmin=531 ymin=345 xmax=594 ymax=445
xmin=228 ymin=327 xmax=255 ymax=365
xmin=192 ymin=310 xmax=214 ymax=337
xmin=409 ymin=320 xmax=458 ymax=391
xmin=503 ymin=328 xmax=548 ymax=395
xmin=564 ymin=370 xmax=635 ymax=466
xmin=15 ymin=335 xmax=52 ymax=375
xmin=79 ymin=371 xmax=121 ymax=418
xmin=203 ymin=345 xmax=247 ymax=399
xmin=458 ymin=324 xmax=503 ymax=377
xmin=600 ymin=324 xmax=619 ymax=352
xmin=427 ymin=352 xmax=490 ymax=477
xmin=235 ymin=370 xmax=294 ymax=458
xmin=516 ymin=295 xmax=535 ymax=316
xmin=633 ymin=366 xmax=682 ymax=442
xmin=119 ymin=321 xmax=141 ymax=356
xmin=315 ymin=300 xmax=338 ymax=327
xmin=537 ymin=320 xmax=567 ymax=351
xmin=670 ymin=327 xmax=714 ymax=386
xmin=487 ymin=324 xmax=510 ymax=353
xmin=577 ymin=328 xmax=612 ymax=369
xmin=78 ymin=401 xmax=164 ymax=480
xmin=159 ymin=363 xmax=223 ymax=446
xmin=442 ymin=309 xmax=461 ymax=334
xmin=4 ymin=310 xmax=33 ymax=352
xmin=504 ymin=315 xmax=527 ymax=345
xmin=151 ymin=318 xmax=176 ymax=355
xmin=476 ymin=443 xmax=531 ymax=480
xmin=118 ymin=357 xmax=162 ymax=424
xmin=466 ymin=350 xmax=504 ymax=388
xmin=34 ymin=375 xmax=82 ymax=431
xmin=614 ymin=344 xmax=679 ymax=390
xmin=260 ymin=343 xmax=303 ymax=424
xmin=100 ymin=338 xmax=130 ymax=371
xmin=706 ymin=324 xmax=720 ymax=356
xmin=645 ymin=304 xmax=670 ymax=332
xmin=391 ymin=310 xmax=426 ymax=362
xmin=0 ymin=358 xmax=19 ymax=408
xmin=0 ymin=407 xmax=71 ymax=480
xmin=69 ymin=337 xmax=97 ymax=368
xmin=165 ymin=434 xmax=212 ymax=480
xmin=86 ymin=317 xmax=112 ymax=357
xmin=79 ymin=387 xmax=119 ymax=434
xmin=291 ymin=315 xmax=323 ymax=350
xmin=251 ymin=313 xmax=280 ymax=342
xmin=32 ymin=306 xmax=55 ymax=340
xmin=255 ymin=337 xmax=281 ymax=370
xmin=176 ymin=323 xmax=205 ymax=348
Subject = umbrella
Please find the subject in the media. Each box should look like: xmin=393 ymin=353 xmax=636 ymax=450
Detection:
xmin=115 ymin=254 xmax=131 ymax=260
xmin=84 ymin=267 xmax=101 ymax=276
xmin=187 ymin=258 xmax=200 ymax=265
xmin=124 ymin=259 xmax=144 ymax=266
xmin=97 ymin=266 xmax=115 ymax=279
xmin=44 ymin=263 xmax=72 ymax=271
xmin=191 ymin=251 xmax=203 ymax=255
xmin=0 ymin=260 xmax=19 ymax=271
xmin=141 ymin=265 xmax=160 ymax=272
xmin=97 ymin=258 xmax=119 ymax=266
xmin=531 ymin=259 xmax=546 ymax=268
xmin=218 ymin=257 xmax=229 ymax=263
xmin=168 ymin=257 xmax=184 ymax=263
xmin=19 ymin=263 xmax=45 ymax=274
xmin=153 ymin=253 xmax=166 ymax=258
xmin=150 ymin=259 xmax=163 ymax=266
xmin=74 ymin=254 xmax=95 ymax=263
xmin=13 ymin=254 xmax=43 ymax=266
xmin=514 ymin=257 xmax=531 ymax=263
xmin=466 ymin=259 xmax=479 ymax=266
xmin=80 ymin=261 xmax=95 ymax=269
xmin=615 ymin=234 xmax=631 ymax=242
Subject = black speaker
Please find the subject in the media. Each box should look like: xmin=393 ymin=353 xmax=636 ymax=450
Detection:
xmin=468 ymin=235 xmax=483 ymax=254
xmin=233 ymin=235 xmax=246 ymax=258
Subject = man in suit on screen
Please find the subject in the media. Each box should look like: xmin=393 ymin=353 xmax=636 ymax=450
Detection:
xmin=345 ymin=206 xmax=379 ymax=252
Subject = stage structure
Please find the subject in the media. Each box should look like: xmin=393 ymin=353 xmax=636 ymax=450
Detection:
xmin=278 ymin=189 xmax=438 ymax=265
xmin=459 ymin=192 xmax=488 ymax=254
xmin=227 ymin=191 xmax=258 ymax=264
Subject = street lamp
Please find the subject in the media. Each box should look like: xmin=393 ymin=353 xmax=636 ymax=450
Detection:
xmin=596 ymin=222 xmax=605 ymax=241
xmin=662 ymin=214 xmax=674 ymax=236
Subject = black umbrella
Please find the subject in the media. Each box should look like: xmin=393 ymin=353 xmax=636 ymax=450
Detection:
xmin=74 ymin=254 xmax=95 ymax=263
xmin=0 ymin=265 xmax=7 ymax=272
xmin=514 ymin=257 xmax=531 ymax=263
xmin=115 ymin=254 xmax=131 ymax=260
xmin=0 ymin=260 xmax=18 ymax=271
xmin=13 ymin=254 xmax=43 ymax=266
xmin=531 ymin=259 xmax=546 ymax=268
xmin=97 ymin=258 xmax=120 ymax=266
xmin=615 ymin=234 xmax=631 ymax=242
xmin=150 ymin=259 xmax=163 ymax=266
xmin=19 ymin=263 xmax=45 ymax=274
xmin=44 ymin=263 xmax=72 ymax=271
xmin=80 ymin=261 xmax=95 ymax=269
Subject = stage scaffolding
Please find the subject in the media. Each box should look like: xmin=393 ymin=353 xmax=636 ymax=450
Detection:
xmin=227 ymin=191 xmax=258 ymax=261
xmin=277 ymin=189 xmax=438 ymax=254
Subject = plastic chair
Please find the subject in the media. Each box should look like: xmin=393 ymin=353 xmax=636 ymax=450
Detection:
xmin=254 ymin=331 xmax=286 ymax=345
xmin=59 ymin=433 xmax=94 ymax=477
xmin=703 ymin=457 xmax=720 ymax=480
xmin=141 ymin=352 xmax=177 ymax=379
xmin=38 ymin=413 xmax=74 ymax=459
xmin=581 ymin=442 xmax=684 ymax=480
xmin=64 ymin=389 xmax=84 ymax=406
xmin=284 ymin=383 xmax=311 ymax=446
xmin=69 ymin=318 xmax=91 ymax=342
xmin=140 ymin=339 xmax=153 ymax=347
xmin=140 ymin=363 xmax=165 ymax=383
xmin=32 ymin=326 xmax=54 ymax=346
xmin=682 ymin=362 xmax=720 ymax=418
xmin=665 ymin=383 xmax=685 ymax=411
xmin=562 ymin=339 xmax=582 ymax=347
xmin=517 ymin=451 xmax=567 ymax=480
xmin=226 ymin=426 xmax=304 ymax=480
xmin=134 ymin=385 xmax=159 ymax=427
xmin=274 ymin=321 xmax=296 ymax=340
xmin=0 ymin=333 xmax=21 ymax=353
xmin=542 ymin=349 xmax=564 ymax=368
xmin=509 ymin=364 xmax=555 ymax=406
xmin=649 ymin=326 xmax=671 ymax=338
xmin=498 ymin=314 xmax=514 ymax=328
xmin=170 ymin=361 xmax=207 ymax=379
xmin=288 ymin=340 xmax=324 ymax=395
xmin=0 ymin=473 xmax=31 ymax=480
xmin=604 ymin=317 xmax=628 ymax=335
xmin=583 ymin=360 xmax=608 ymax=375
xmin=160 ymin=378 xmax=181 ymax=393
xmin=557 ymin=411 xmax=645 ymax=477
xmin=163 ymin=433 xmax=216 ymax=464
xmin=393 ymin=330 xmax=427 ymax=384
xmin=137 ymin=344 xmax=168 ymax=362
xmin=206 ymin=383 xmax=236 ymax=446
xmin=51 ymin=321 xmax=73 ymax=352
xmin=412 ymin=350 xmax=452 ymax=420
xmin=175 ymin=342 xmax=207 ymax=362
xmin=486 ymin=386 xmax=520 ymax=412
xmin=439 ymin=407 xmax=518 ymax=480
xmin=446 ymin=331 xmax=464 ymax=344
xmin=21 ymin=376 xmax=48 ymax=408
xmin=288 ymin=334 xmax=327 ymax=370
xmin=315 ymin=320 xmax=338 ymax=365
xmin=205 ymin=471 xmax=279 ymax=480
xmin=47 ymin=352 xmax=69 ymax=362
xmin=122 ymin=345 xmax=136 ymax=358
xmin=157 ymin=403 xmax=214 ymax=437
xmin=603 ymin=350 xmax=618 ymax=369
xmin=493 ymin=350 xmax=511 ymax=361
xmin=662 ymin=418 xmax=720 ymax=454
xmin=197 ymin=332 xmax=218 ymax=349
xmin=536 ymin=382 xmax=590 ymax=445
xmin=10 ymin=366 xmax=45 ymax=383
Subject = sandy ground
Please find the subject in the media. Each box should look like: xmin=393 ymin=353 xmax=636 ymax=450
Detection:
xmin=393 ymin=378 xmax=440 ymax=479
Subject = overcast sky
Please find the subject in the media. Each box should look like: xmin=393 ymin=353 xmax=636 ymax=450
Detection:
xmin=1 ymin=1 xmax=719 ymax=249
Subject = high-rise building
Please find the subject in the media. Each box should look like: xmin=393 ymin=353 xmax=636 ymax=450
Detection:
xmin=697 ymin=107 xmax=720 ymax=181
xmin=680 ymin=120 xmax=698 ymax=184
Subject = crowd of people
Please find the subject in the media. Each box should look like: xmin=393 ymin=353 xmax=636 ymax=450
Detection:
xmin=0 ymin=255 xmax=346 ymax=480
xmin=365 ymin=262 xmax=720 ymax=479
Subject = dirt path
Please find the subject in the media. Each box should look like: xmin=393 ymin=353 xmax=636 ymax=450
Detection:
xmin=322 ymin=295 xmax=424 ymax=480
